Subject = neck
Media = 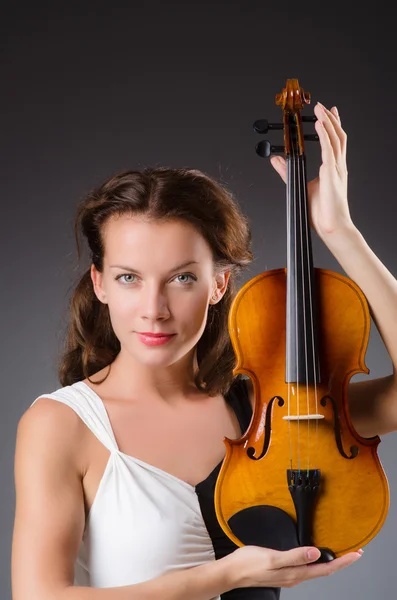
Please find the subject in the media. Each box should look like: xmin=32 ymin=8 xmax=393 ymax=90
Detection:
xmin=105 ymin=348 xmax=201 ymax=403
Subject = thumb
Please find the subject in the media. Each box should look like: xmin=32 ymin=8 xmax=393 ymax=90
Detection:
xmin=270 ymin=155 xmax=287 ymax=183
xmin=276 ymin=546 xmax=321 ymax=569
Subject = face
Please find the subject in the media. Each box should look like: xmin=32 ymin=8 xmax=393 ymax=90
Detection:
xmin=91 ymin=214 xmax=230 ymax=370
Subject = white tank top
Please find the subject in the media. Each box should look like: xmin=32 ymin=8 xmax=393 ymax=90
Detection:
xmin=31 ymin=381 xmax=219 ymax=593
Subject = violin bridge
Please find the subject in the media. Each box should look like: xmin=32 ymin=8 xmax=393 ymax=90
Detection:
xmin=282 ymin=414 xmax=325 ymax=421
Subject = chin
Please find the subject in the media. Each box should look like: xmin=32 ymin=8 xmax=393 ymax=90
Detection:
xmin=130 ymin=344 xmax=194 ymax=368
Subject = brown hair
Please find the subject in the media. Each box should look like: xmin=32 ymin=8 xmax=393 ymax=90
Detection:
xmin=58 ymin=167 xmax=253 ymax=396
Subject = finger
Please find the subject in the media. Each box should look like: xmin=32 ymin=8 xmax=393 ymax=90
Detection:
xmin=270 ymin=155 xmax=287 ymax=183
xmin=314 ymin=114 xmax=334 ymax=166
xmin=317 ymin=103 xmax=340 ymax=131
xmin=272 ymin=546 xmax=321 ymax=569
xmin=331 ymin=106 xmax=340 ymax=123
xmin=295 ymin=551 xmax=362 ymax=581
xmin=330 ymin=105 xmax=347 ymax=157
xmin=314 ymin=103 xmax=342 ymax=161
xmin=315 ymin=102 xmax=347 ymax=159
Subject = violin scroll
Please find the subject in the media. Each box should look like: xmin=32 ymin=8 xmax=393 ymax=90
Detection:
xmin=275 ymin=79 xmax=310 ymax=112
xmin=254 ymin=78 xmax=319 ymax=158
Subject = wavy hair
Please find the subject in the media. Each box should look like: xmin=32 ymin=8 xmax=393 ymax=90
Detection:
xmin=58 ymin=167 xmax=253 ymax=396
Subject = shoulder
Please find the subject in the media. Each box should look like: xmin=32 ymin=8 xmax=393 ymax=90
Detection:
xmin=16 ymin=393 xmax=88 ymax=477
xmin=12 ymin=394 xmax=87 ymax=596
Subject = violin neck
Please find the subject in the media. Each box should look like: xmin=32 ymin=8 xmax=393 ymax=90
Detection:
xmin=286 ymin=154 xmax=321 ymax=385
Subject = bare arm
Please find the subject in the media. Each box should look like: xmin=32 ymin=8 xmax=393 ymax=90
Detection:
xmin=59 ymin=561 xmax=230 ymax=600
xmin=319 ymin=226 xmax=397 ymax=437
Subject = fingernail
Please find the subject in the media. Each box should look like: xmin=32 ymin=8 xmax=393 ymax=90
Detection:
xmin=317 ymin=102 xmax=325 ymax=110
xmin=307 ymin=549 xmax=320 ymax=560
xmin=334 ymin=106 xmax=339 ymax=116
xmin=358 ymin=549 xmax=364 ymax=555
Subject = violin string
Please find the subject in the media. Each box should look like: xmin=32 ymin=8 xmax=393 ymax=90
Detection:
xmin=291 ymin=120 xmax=301 ymax=474
xmin=301 ymin=147 xmax=320 ymax=474
xmin=286 ymin=153 xmax=293 ymax=471
xmin=300 ymin=151 xmax=312 ymax=475
xmin=296 ymin=143 xmax=311 ymax=477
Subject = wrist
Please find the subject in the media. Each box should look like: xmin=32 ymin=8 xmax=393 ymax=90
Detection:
xmin=217 ymin=549 xmax=245 ymax=590
xmin=319 ymin=221 xmax=362 ymax=250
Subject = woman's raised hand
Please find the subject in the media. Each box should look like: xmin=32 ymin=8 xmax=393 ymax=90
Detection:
xmin=270 ymin=104 xmax=354 ymax=240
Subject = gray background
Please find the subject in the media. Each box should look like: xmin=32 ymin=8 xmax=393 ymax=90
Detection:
xmin=2 ymin=2 xmax=396 ymax=599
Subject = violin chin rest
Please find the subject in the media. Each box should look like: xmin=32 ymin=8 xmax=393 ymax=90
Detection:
xmin=227 ymin=504 xmax=336 ymax=562
xmin=228 ymin=504 xmax=299 ymax=551
xmin=315 ymin=547 xmax=336 ymax=563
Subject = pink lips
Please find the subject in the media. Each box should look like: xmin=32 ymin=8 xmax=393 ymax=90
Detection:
xmin=136 ymin=332 xmax=176 ymax=346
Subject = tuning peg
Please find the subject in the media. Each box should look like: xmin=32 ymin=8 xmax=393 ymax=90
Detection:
xmin=255 ymin=140 xmax=284 ymax=158
xmin=253 ymin=119 xmax=283 ymax=134
xmin=304 ymin=134 xmax=319 ymax=141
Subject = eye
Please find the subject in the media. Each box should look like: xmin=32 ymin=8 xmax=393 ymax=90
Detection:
xmin=114 ymin=273 xmax=197 ymax=285
xmin=115 ymin=274 xmax=137 ymax=284
xmin=174 ymin=273 xmax=197 ymax=284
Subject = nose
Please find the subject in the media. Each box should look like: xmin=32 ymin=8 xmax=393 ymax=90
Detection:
xmin=140 ymin=284 xmax=170 ymax=321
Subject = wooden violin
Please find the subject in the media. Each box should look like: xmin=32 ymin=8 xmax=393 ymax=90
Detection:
xmin=214 ymin=79 xmax=389 ymax=561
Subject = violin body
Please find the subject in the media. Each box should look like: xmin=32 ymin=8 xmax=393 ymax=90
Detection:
xmin=214 ymin=80 xmax=389 ymax=559
xmin=215 ymin=267 xmax=389 ymax=556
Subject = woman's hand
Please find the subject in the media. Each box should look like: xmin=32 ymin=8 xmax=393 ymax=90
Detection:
xmin=223 ymin=544 xmax=362 ymax=589
xmin=270 ymin=103 xmax=354 ymax=240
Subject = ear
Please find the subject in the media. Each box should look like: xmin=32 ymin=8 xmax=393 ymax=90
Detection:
xmin=210 ymin=270 xmax=231 ymax=304
xmin=90 ymin=264 xmax=107 ymax=304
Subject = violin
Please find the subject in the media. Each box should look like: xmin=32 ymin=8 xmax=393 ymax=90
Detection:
xmin=214 ymin=79 xmax=389 ymax=562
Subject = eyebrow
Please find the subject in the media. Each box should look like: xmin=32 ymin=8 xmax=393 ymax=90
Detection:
xmin=109 ymin=260 xmax=200 ymax=274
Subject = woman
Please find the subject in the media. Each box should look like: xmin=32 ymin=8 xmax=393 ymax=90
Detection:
xmin=11 ymin=103 xmax=397 ymax=599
